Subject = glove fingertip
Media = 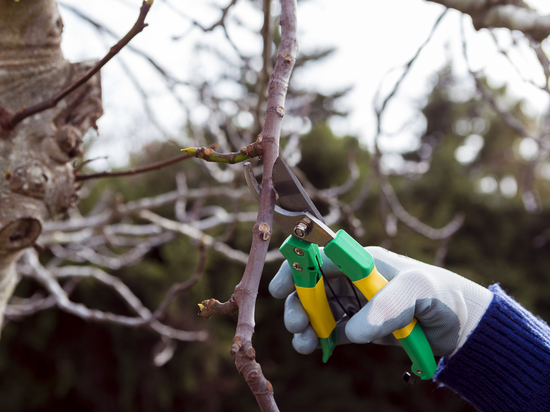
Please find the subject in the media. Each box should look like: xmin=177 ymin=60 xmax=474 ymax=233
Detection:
xmin=345 ymin=316 xmax=372 ymax=344
xmin=292 ymin=327 xmax=317 ymax=355
xmin=269 ymin=263 xmax=295 ymax=299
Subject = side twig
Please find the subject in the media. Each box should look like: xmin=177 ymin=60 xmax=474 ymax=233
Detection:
xmin=75 ymin=146 xmax=215 ymax=182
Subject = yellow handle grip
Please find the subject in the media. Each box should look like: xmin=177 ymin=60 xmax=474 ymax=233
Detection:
xmin=352 ymin=267 xmax=416 ymax=339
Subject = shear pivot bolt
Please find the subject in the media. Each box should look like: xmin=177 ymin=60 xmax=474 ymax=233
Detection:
xmin=294 ymin=247 xmax=304 ymax=256
xmin=292 ymin=262 xmax=303 ymax=271
xmin=293 ymin=221 xmax=309 ymax=238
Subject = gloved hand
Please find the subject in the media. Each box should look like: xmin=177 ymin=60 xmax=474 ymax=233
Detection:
xmin=269 ymin=246 xmax=494 ymax=357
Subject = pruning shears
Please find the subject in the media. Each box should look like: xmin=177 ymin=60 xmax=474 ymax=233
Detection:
xmin=244 ymin=157 xmax=437 ymax=382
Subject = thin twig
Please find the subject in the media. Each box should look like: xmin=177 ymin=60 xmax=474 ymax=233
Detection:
xmin=1 ymin=1 xmax=154 ymax=130
xmin=379 ymin=176 xmax=465 ymax=239
xmin=22 ymin=249 xmax=207 ymax=341
xmin=459 ymin=17 xmax=547 ymax=146
xmin=374 ymin=9 xmax=448 ymax=134
xmin=76 ymin=150 xmax=199 ymax=181
xmin=372 ymin=9 xmax=464 ymax=242
xmin=60 ymin=2 xmax=187 ymax=88
xmin=192 ymin=0 xmax=238 ymax=33
xmin=153 ymin=242 xmax=207 ymax=319
xmin=138 ymin=210 xmax=251 ymax=264
xmin=488 ymin=30 xmax=550 ymax=93
xmin=42 ymin=186 xmax=250 ymax=234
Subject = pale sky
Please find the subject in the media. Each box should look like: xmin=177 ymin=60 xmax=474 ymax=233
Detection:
xmin=58 ymin=0 xmax=550 ymax=169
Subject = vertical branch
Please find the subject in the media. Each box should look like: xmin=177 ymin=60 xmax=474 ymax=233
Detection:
xmin=230 ymin=1 xmax=297 ymax=410
xmin=254 ymin=0 xmax=273 ymax=137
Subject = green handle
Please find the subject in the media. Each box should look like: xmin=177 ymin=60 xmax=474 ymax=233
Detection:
xmin=324 ymin=230 xmax=437 ymax=380
xmin=399 ymin=322 xmax=437 ymax=380
xmin=279 ymin=236 xmax=338 ymax=362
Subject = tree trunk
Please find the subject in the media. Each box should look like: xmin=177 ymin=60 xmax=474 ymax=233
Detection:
xmin=0 ymin=0 xmax=102 ymax=331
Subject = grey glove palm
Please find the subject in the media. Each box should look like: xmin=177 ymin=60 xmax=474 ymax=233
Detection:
xmin=270 ymin=247 xmax=493 ymax=357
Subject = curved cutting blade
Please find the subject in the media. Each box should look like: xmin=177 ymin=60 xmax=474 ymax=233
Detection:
xmin=243 ymin=161 xmax=335 ymax=245
xmin=273 ymin=157 xmax=324 ymax=223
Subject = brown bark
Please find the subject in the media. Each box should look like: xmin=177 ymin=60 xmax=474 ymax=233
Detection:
xmin=0 ymin=0 xmax=103 ymax=329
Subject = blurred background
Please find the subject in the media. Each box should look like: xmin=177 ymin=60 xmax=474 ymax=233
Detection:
xmin=1 ymin=0 xmax=550 ymax=411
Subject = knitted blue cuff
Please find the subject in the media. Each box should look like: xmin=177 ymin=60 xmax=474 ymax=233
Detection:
xmin=433 ymin=284 xmax=550 ymax=412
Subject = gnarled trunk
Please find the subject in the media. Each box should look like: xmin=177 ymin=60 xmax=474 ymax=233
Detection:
xmin=0 ymin=0 xmax=102 ymax=330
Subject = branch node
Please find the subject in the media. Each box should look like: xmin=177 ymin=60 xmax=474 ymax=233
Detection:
xmin=242 ymin=141 xmax=263 ymax=158
xmin=282 ymin=52 xmax=294 ymax=65
xmin=258 ymin=223 xmax=271 ymax=241
xmin=244 ymin=340 xmax=256 ymax=360
xmin=197 ymin=297 xmax=238 ymax=319
xmin=230 ymin=336 xmax=243 ymax=356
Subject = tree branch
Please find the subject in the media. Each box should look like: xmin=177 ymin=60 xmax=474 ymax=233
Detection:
xmin=254 ymin=0 xmax=273 ymax=136
xmin=192 ymin=0 xmax=238 ymax=33
xmin=229 ymin=1 xmax=297 ymax=410
xmin=21 ymin=248 xmax=207 ymax=341
xmin=428 ymin=0 xmax=550 ymax=41
xmin=153 ymin=242 xmax=207 ymax=319
xmin=75 ymin=147 xmax=213 ymax=182
xmin=138 ymin=210 xmax=251 ymax=264
xmin=181 ymin=141 xmax=262 ymax=164
xmin=0 ymin=0 xmax=153 ymax=131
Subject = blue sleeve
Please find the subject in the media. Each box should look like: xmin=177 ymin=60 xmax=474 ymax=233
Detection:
xmin=433 ymin=284 xmax=550 ymax=411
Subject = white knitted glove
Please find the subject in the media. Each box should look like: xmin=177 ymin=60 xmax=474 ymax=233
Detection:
xmin=270 ymin=247 xmax=494 ymax=357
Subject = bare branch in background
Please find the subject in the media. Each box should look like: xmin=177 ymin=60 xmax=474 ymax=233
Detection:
xmin=319 ymin=151 xmax=360 ymax=198
xmin=15 ymin=249 xmax=207 ymax=342
xmin=138 ymin=210 xmax=251 ymax=264
xmin=374 ymin=9 xmax=448 ymax=131
xmin=60 ymin=2 xmax=188 ymax=88
xmin=371 ymin=8 xmax=463 ymax=247
xmin=428 ymin=0 xmax=550 ymax=41
xmin=42 ymin=185 xmax=250 ymax=233
xmin=459 ymin=16 xmax=550 ymax=214
xmin=191 ymin=0 xmax=238 ymax=33
xmin=461 ymin=16 xmax=548 ymax=148
xmin=489 ymin=30 xmax=550 ymax=94
xmin=380 ymin=176 xmax=465 ymax=239
xmin=153 ymin=242 xmax=207 ymax=320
